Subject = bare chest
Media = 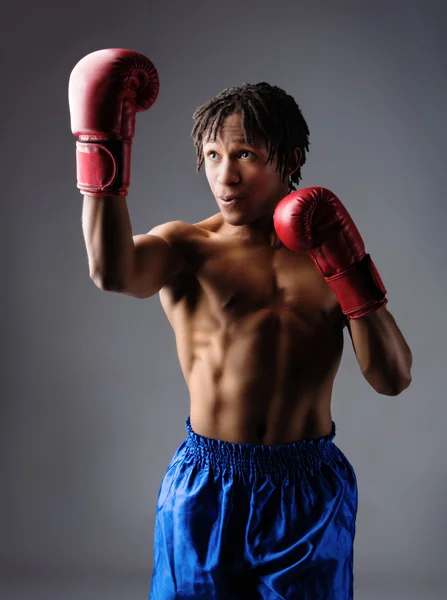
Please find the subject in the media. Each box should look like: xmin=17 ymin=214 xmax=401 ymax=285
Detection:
xmin=210 ymin=238 xmax=339 ymax=317
xmin=161 ymin=234 xmax=342 ymax=331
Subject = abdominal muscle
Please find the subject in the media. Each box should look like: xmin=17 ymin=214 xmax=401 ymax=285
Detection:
xmin=182 ymin=306 xmax=344 ymax=445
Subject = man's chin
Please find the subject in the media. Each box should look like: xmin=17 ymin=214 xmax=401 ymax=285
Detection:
xmin=220 ymin=210 xmax=250 ymax=226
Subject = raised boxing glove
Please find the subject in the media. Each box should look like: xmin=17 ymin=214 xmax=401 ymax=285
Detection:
xmin=68 ymin=48 xmax=159 ymax=196
xmin=273 ymin=187 xmax=387 ymax=319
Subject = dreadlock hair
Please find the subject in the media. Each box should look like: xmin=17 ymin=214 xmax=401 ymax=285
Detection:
xmin=191 ymin=82 xmax=310 ymax=193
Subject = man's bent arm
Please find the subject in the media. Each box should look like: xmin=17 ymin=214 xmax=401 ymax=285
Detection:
xmin=82 ymin=194 xmax=135 ymax=290
xmin=82 ymin=194 xmax=185 ymax=298
xmin=346 ymin=306 xmax=413 ymax=396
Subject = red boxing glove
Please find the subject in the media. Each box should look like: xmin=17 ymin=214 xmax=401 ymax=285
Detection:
xmin=273 ymin=187 xmax=387 ymax=319
xmin=68 ymin=48 xmax=159 ymax=196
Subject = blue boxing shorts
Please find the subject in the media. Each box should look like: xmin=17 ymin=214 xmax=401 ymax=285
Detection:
xmin=149 ymin=416 xmax=358 ymax=599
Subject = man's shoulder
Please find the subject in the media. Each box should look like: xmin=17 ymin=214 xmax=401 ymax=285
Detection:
xmin=147 ymin=219 xmax=194 ymax=240
xmin=147 ymin=213 xmax=222 ymax=245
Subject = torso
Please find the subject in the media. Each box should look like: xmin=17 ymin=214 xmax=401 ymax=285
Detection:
xmin=158 ymin=214 xmax=346 ymax=444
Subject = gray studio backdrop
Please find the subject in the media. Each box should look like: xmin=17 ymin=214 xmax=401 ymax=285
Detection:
xmin=3 ymin=0 xmax=446 ymax=598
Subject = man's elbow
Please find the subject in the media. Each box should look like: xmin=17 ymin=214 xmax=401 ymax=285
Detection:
xmin=90 ymin=272 xmax=125 ymax=293
xmin=381 ymin=375 xmax=412 ymax=396
xmin=365 ymin=370 xmax=412 ymax=396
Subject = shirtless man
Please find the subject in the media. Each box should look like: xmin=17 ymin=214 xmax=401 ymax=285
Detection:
xmin=70 ymin=49 xmax=412 ymax=599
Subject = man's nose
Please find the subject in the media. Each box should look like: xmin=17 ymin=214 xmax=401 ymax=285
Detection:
xmin=217 ymin=158 xmax=240 ymax=186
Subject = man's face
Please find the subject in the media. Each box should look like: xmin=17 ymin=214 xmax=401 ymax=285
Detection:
xmin=203 ymin=112 xmax=289 ymax=225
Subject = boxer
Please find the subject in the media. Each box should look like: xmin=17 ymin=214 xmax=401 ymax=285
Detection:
xmin=70 ymin=49 xmax=412 ymax=599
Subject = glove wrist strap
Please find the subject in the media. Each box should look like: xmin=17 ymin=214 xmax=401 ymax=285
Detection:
xmin=326 ymin=254 xmax=388 ymax=319
xmin=76 ymin=139 xmax=131 ymax=196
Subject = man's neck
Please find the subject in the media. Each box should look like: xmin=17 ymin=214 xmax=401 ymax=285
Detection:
xmin=219 ymin=216 xmax=282 ymax=248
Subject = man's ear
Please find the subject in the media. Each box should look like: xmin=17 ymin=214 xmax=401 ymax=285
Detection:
xmin=288 ymin=148 xmax=302 ymax=176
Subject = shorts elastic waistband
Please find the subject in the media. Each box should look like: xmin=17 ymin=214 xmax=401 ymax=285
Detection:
xmin=184 ymin=416 xmax=339 ymax=479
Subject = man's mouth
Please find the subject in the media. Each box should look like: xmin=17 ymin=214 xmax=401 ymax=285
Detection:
xmin=219 ymin=196 xmax=244 ymax=207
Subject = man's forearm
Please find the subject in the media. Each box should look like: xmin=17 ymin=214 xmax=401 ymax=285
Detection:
xmin=347 ymin=305 xmax=413 ymax=395
xmin=82 ymin=194 xmax=135 ymax=289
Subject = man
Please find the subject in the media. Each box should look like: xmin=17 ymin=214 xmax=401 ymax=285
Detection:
xmin=70 ymin=49 xmax=412 ymax=599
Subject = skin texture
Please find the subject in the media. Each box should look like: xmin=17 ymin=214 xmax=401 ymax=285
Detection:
xmin=86 ymin=112 xmax=412 ymax=444
xmin=152 ymin=113 xmax=349 ymax=444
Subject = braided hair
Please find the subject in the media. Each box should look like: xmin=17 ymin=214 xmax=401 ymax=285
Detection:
xmin=191 ymin=82 xmax=310 ymax=193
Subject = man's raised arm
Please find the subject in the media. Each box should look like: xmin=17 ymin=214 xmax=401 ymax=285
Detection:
xmin=69 ymin=48 xmax=178 ymax=298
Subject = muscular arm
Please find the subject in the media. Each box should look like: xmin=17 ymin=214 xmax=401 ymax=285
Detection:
xmin=82 ymin=195 xmax=134 ymax=289
xmin=82 ymin=194 xmax=185 ymax=298
xmin=346 ymin=306 xmax=412 ymax=396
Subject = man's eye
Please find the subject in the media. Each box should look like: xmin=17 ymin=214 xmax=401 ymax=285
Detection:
xmin=206 ymin=150 xmax=252 ymax=160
